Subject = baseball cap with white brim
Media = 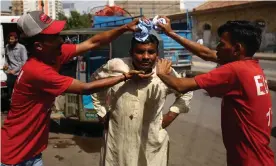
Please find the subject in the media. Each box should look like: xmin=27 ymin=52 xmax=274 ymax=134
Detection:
xmin=17 ymin=11 xmax=66 ymax=37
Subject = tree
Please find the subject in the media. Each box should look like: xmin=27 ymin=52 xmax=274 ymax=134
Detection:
xmin=57 ymin=13 xmax=69 ymax=30
xmin=57 ymin=12 xmax=67 ymax=20
xmin=57 ymin=11 xmax=92 ymax=30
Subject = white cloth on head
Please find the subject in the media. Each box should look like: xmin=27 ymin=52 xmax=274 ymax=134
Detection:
xmin=134 ymin=19 xmax=153 ymax=42
xmin=152 ymin=15 xmax=167 ymax=30
xmin=134 ymin=16 xmax=167 ymax=42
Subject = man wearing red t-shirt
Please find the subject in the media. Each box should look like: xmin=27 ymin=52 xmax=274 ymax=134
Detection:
xmin=1 ymin=11 xmax=152 ymax=166
xmin=155 ymin=17 xmax=275 ymax=165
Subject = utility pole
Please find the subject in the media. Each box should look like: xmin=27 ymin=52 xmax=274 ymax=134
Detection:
xmin=41 ymin=0 xmax=44 ymax=12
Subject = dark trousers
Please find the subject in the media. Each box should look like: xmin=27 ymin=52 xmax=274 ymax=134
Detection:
xmin=6 ymin=74 xmax=17 ymax=99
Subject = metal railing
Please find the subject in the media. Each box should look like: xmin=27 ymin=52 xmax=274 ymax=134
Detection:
xmin=254 ymin=53 xmax=276 ymax=61
xmin=93 ymin=15 xmax=142 ymax=28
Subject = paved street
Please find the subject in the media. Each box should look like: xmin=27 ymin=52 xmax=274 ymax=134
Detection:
xmin=2 ymin=90 xmax=275 ymax=166
xmin=165 ymin=90 xmax=276 ymax=166
xmin=192 ymin=54 xmax=276 ymax=81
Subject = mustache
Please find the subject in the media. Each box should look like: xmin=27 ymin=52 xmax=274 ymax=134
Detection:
xmin=141 ymin=59 xmax=153 ymax=63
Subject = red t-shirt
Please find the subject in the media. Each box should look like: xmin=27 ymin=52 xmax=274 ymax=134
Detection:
xmin=1 ymin=44 xmax=77 ymax=164
xmin=195 ymin=59 xmax=274 ymax=166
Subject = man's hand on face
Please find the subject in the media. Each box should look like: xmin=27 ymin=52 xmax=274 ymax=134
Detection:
xmin=125 ymin=70 xmax=154 ymax=80
xmin=156 ymin=59 xmax=172 ymax=76
xmin=156 ymin=16 xmax=173 ymax=35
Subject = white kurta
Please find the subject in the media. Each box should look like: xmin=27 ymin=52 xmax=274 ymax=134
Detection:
xmin=91 ymin=57 xmax=193 ymax=166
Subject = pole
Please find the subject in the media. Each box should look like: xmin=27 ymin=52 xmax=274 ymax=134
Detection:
xmin=186 ymin=9 xmax=190 ymax=30
xmin=140 ymin=8 xmax=143 ymax=16
xmin=41 ymin=0 xmax=44 ymax=12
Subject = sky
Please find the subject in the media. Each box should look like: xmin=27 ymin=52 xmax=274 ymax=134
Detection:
xmin=1 ymin=0 xmax=205 ymax=14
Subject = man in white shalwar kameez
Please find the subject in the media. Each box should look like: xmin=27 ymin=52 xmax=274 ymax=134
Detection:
xmin=91 ymin=34 xmax=193 ymax=166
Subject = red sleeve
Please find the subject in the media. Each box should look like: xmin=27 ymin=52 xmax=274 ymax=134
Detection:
xmin=194 ymin=64 xmax=236 ymax=97
xmin=32 ymin=68 xmax=74 ymax=96
xmin=59 ymin=44 xmax=77 ymax=64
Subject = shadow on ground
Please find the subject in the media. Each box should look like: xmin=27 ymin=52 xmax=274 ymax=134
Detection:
xmin=272 ymin=127 xmax=276 ymax=138
xmin=50 ymin=119 xmax=103 ymax=153
xmin=1 ymin=99 xmax=10 ymax=113
xmin=50 ymin=119 xmax=103 ymax=136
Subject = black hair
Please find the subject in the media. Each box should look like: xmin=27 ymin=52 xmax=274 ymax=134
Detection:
xmin=19 ymin=35 xmax=41 ymax=55
xmin=8 ymin=32 xmax=18 ymax=39
xmin=130 ymin=34 xmax=159 ymax=52
xmin=217 ymin=20 xmax=262 ymax=57
xmin=19 ymin=34 xmax=53 ymax=56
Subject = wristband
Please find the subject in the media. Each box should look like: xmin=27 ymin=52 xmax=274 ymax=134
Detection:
xmin=123 ymin=73 xmax=127 ymax=82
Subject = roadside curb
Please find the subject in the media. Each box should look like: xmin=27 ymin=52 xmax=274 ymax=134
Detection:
xmin=254 ymin=53 xmax=276 ymax=61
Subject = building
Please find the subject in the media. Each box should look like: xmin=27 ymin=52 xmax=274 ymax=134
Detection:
xmin=23 ymin=0 xmax=63 ymax=19
xmin=114 ymin=0 xmax=181 ymax=18
xmin=63 ymin=3 xmax=76 ymax=18
xmin=23 ymin=0 xmax=38 ymax=13
xmin=48 ymin=0 xmax=63 ymax=19
xmin=168 ymin=1 xmax=276 ymax=52
xmin=11 ymin=0 xmax=24 ymax=15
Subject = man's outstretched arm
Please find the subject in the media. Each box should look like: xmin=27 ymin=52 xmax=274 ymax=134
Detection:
xmin=158 ymin=74 xmax=199 ymax=94
xmin=157 ymin=16 xmax=218 ymax=63
xmin=66 ymin=71 xmax=153 ymax=95
xmin=74 ymin=18 xmax=140 ymax=56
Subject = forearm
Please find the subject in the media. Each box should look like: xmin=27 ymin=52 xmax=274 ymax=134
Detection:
xmin=87 ymin=25 xmax=128 ymax=47
xmin=158 ymin=74 xmax=198 ymax=94
xmin=162 ymin=91 xmax=193 ymax=128
xmin=21 ymin=49 xmax=28 ymax=64
xmin=162 ymin=111 xmax=179 ymax=128
xmin=75 ymin=25 xmax=130 ymax=56
xmin=67 ymin=75 xmax=125 ymax=95
xmin=11 ymin=66 xmax=20 ymax=73
xmin=83 ymin=75 xmax=125 ymax=94
xmin=167 ymin=32 xmax=217 ymax=62
xmin=19 ymin=53 xmax=28 ymax=71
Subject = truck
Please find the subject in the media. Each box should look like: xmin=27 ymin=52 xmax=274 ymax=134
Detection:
xmin=0 ymin=16 xmax=21 ymax=111
xmin=91 ymin=5 xmax=137 ymax=29
xmin=159 ymin=31 xmax=192 ymax=69
xmin=92 ymin=13 xmax=193 ymax=72
xmin=158 ymin=11 xmax=193 ymax=71
xmin=92 ymin=15 xmax=138 ymax=28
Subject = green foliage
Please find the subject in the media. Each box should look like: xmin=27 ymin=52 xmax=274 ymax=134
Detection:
xmin=57 ymin=11 xmax=93 ymax=30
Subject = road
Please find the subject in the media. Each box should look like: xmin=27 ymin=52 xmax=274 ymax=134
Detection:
xmin=1 ymin=54 xmax=276 ymax=165
xmin=2 ymin=90 xmax=274 ymax=166
xmin=191 ymin=55 xmax=276 ymax=81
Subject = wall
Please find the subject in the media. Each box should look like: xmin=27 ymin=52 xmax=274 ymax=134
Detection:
xmin=115 ymin=0 xmax=181 ymax=18
xmin=192 ymin=3 xmax=276 ymax=52
xmin=11 ymin=0 xmax=23 ymax=15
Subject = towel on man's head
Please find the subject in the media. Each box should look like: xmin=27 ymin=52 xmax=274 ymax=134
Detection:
xmin=134 ymin=19 xmax=153 ymax=42
xmin=134 ymin=16 xmax=167 ymax=42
